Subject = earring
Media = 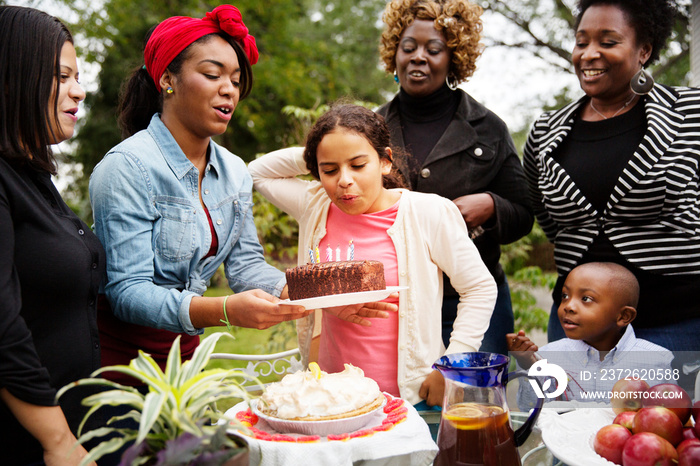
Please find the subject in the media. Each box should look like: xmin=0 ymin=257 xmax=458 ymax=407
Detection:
xmin=166 ymin=86 xmax=174 ymax=94
xmin=393 ymin=71 xmax=399 ymax=84
xmin=630 ymin=68 xmax=654 ymax=95
xmin=446 ymin=75 xmax=457 ymax=91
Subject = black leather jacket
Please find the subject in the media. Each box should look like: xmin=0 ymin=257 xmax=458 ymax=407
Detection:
xmin=377 ymin=90 xmax=533 ymax=290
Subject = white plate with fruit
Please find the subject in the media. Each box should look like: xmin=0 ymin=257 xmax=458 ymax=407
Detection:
xmin=540 ymin=381 xmax=699 ymax=465
xmin=539 ymin=407 xmax=616 ymax=465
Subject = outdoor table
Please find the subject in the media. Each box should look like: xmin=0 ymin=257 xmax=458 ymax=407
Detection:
xmin=223 ymin=401 xmax=566 ymax=465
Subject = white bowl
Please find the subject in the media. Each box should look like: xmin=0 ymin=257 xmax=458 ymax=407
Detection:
xmin=250 ymin=396 xmax=386 ymax=436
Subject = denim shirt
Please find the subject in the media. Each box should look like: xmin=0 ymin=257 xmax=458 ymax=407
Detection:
xmin=89 ymin=114 xmax=285 ymax=334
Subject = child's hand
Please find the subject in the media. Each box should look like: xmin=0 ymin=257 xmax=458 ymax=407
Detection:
xmin=506 ymin=330 xmax=539 ymax=369
xmin=507 ymin=330 xmax=538 ymax=352
xmin=323 ymin=301 xmax=398 ymax=326
xmin=418 ymin=370 xmax=444 ymax=407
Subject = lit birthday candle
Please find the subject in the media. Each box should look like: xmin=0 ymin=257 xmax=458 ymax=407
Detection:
xmin=315 ymin=246 xmax=320 ymax=264
xmin=349 ymin=239 xmax=354 ymax=260
xmin=336 ymin=245 xmax=341 ymax=261
xmin=308 ymin=247 xmax=315 ymax=264
xmin=325 ymin=244 xmax=332 ymax=262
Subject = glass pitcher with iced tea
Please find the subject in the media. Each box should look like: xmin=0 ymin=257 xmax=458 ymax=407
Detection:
xmin=433 ymin=352 xmax=543 ymax=466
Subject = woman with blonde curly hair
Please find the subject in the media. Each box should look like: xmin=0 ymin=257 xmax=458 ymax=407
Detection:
xmin=377 ymin=0 xmax=533 ymax=364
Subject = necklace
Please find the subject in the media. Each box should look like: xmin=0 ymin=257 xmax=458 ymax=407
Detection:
xmin=589 ymin=94 xmax=636 ymax=120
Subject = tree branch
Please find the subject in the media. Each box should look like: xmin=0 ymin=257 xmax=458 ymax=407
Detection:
xmin=552 ymin=0 xmax=576 ymax=29
xmin=482 ymin=0 xmax=573 ymax=65
xmin=653 ymin=48 xmax=689 ymax=78
xmin=486 ymin=39 xmax=574 ymax=74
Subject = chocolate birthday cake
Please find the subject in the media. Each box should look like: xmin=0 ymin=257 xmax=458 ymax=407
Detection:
xmin=285 ymin=260 xmax=385 ymax=301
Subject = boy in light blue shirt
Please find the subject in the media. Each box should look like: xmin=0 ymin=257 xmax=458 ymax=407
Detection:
xmin=508 ymin=262 xmax=673 ymax=408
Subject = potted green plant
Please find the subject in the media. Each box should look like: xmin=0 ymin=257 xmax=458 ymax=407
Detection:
xmin=58 ymin=332 xmax=259 ymax=465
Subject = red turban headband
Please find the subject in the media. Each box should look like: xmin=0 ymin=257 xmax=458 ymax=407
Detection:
xmin=144 ymin=4 xmax=258 ymax=91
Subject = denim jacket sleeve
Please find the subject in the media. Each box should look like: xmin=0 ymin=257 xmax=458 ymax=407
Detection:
xmin=90 ymin=148 xmax=201 ymax=334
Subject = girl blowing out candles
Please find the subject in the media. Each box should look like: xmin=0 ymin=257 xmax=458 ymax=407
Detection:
xmin=249 ymin=103 xmax=496 ymax=407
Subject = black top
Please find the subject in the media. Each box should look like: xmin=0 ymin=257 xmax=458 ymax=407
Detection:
xmin=378 ymin=88 xmax=533 ymax=290
xmin=0 ymin=156 xmax=105 ymax=464
xmin=399 ymin=84 xmax=461 ymax=185
xmin=555 ymin=99 xmax=647 ymax=211
xmin=551 ymin=101 xmax=698 ymax=327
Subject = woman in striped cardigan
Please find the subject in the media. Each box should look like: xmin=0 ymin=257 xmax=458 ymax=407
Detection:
xmin=523 ymin=0 xmax=700 ymax=353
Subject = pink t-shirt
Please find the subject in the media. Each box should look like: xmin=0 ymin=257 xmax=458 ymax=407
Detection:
xmin=317 ymin=200 xmax=400 ymax=396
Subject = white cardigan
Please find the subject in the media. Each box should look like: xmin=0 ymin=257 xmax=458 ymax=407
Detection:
xmin=249 ymin=147 xmax=497 ymax=403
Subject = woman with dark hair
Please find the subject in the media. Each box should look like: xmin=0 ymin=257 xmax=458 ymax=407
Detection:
xmin=89 ymin=5 xmax=313 ymax=378
xmin=377 ymin=0 xmax=533 ymax=356
xmin=523 ymin=0 xmax=700 ymax=352
xmin=89 ymin=6 xmax=387 ymax=380
xmin=0 ymin=6 xmax=99 ymax=465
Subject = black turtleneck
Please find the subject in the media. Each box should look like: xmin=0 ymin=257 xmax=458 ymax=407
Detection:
xmin=398 ymin=84 xmax=461 ymax=186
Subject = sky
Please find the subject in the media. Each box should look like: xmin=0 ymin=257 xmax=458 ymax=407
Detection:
xmin=466 ymin=42 xmax=579 ymax=131
xmin=467 ymin=8 xmax=581 ymax=131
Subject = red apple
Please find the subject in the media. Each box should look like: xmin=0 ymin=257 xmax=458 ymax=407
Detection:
xmin=693 ymin=400 xmax=700 ymax=423
xmin=678 ymin=444 xmax=700 ymax=466
xmin=613 ymin=411 xmax=636 ymax=431
xmin=622 ymin=432 xmax=678 ymax=466
xmin=594 ymin=424 xmax=632 ymax=464
xmin=611 ymin=377 xmax=649 ymax=414
xmin=683 ymin=426 xmax=698 ymax=441
xmin=633 ymin=406 xmax=684 ymax=446
xmin=677 ymin=438 xmax=700 ymax=456
xmin=643 ymin=383 xmax=692 ymax=424
xmin=695 ymin=417 xmax=700 ymax=441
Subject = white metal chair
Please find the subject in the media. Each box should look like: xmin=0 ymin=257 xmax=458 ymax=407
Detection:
xmin=210 ymin=348 xmax=303 ymax=392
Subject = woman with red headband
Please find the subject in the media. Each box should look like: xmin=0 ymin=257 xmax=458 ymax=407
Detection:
xmin=90 ymin=5 xmax=393 ymax=381
xmin=90 ymin=6 xmax=306 ymax=381
xmin=90 ymin=5 xmax=311 ymax=377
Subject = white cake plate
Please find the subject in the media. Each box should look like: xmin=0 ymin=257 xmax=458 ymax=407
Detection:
xmin=279 ymin=286 xmax=408 ymax=309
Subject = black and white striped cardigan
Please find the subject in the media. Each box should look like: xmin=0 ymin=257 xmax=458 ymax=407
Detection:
xmin=523 ymin=84 xmax=700 ymax=276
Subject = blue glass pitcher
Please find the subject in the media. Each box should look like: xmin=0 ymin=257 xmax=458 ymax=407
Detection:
xmin=432 ymin=352 xmax=543 ymax=466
